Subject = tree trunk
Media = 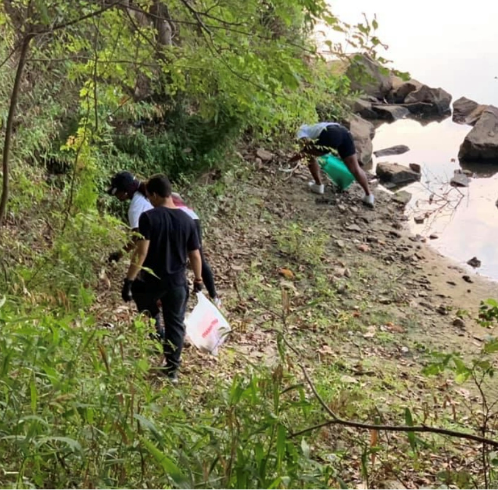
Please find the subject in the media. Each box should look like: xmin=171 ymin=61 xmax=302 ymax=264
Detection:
xmin=0 ymin=35 xmax=31 ymax=225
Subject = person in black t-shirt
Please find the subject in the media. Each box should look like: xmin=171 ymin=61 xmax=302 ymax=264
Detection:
xmin=121 ymin=174 xmax=203 ymax=382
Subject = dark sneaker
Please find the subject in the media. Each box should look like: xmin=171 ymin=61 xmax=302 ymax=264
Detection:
xmin=165 ymin=370 xmax=179 ymax=384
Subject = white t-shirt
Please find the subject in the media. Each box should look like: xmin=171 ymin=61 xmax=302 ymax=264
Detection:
xmin=128 ymin=192 xmax=153 ymax=229
xmin=296 ymin=122 xmax=339 ymax=140
xmin=128 ymin=192 xmax=199 ymax=229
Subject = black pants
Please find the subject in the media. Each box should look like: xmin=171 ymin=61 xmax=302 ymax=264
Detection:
xmin=195 ymin=220 xmax=217 ymax=299
xmin=132 ymin=278 xmax=188 ymax=372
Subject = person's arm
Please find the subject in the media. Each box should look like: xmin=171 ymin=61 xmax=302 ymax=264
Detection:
xmin=126 ymin=239 xmax=150 ymax=281
xmin=189 ymin=249 xmax=202 ymax=281
xmin=289 ymin=152 xmax=305 ymax=163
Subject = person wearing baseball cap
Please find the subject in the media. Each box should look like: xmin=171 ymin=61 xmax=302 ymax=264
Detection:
xmin=107 ymin=171 xmax=220 ymax=306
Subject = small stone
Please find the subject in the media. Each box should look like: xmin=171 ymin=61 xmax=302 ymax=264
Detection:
xmin=414 ymin=216 xmax=425 ymax=224
xmin=337 ymin=204 xmax=347 ymax=212
xmin=467 ymin=256 xmax=481 ymax=268
xmin=409 ymin=163 xmax=422 ymax=173
xmin=254 ymin=157 xmax=263 ymax=167
xmin=463 ymin=275 xmax=473 ymax=284
xmin=345 ymin=224 xmax=362 ymax=232
xmin=453 ymin=318 xmax=466 ymax=329
xmin=447 ymin=281 xmax=457 ymax=286
xmin=392 ymin=190 xmax=412 ymax=206
xmin=334 ymin=267 xmax=347 ymax=277
xmin=256 ymin=148 xmax=273 ymax=161
xmin=358 ymin=244 xmax=370 ymax=252
xmin=340 ymin=375 xmax=358 ymax=384
xmin=389 ymin=230 xmax=402 ymax=239
xmin=344 ymin=268 xmax=351 ymax=278
xmin=436 ymin=306 xmax=449 ymax=315
xmin=429 ymin=234 xmax=439 ymax=240
xmin=451 ymin=171 xmax=471 ymax=188
xmin=367 ymin=236 xmax=379 ymax=244
xmin=335 ymin=240 xmax=345 ymax=249
xmin=350 ymin=206 xmax=359 ymax=213
xmin=401 ymin=346 xmax=410 ymax=354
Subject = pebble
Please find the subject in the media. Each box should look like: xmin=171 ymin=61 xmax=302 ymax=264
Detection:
xmin=429 ymin=234 xmax=439 ymax=240
xmin=335 ymin=240 xmax=345 ymax=249
xmin=358 ymin=244 xmax=370 ymax=253
xmin=345 ymin=224 xmax=362 ymax=232
xmin=463 ymin=275 xmax=473 ymax=284
xmin=453 ymin=318 xmax=466 ymax=329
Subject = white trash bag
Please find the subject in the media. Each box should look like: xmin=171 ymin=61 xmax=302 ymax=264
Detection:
xmin=185 ymin=292 xmax=231 ymax=355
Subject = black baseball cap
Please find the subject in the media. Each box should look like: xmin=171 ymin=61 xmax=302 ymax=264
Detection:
xmin=107 ymin=171 xmax=135 ymax=195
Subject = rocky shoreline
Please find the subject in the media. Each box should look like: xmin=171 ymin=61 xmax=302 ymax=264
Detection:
xmin=340 ymin=54 xmax=498 ymax=183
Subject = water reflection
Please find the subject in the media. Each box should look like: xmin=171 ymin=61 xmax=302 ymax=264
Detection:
xmin=372 ymin=118 xmax=498 ymax=280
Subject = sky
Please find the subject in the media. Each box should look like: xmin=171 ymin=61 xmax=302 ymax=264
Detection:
xmin=322 ymin=0 xmax=498 ymax=106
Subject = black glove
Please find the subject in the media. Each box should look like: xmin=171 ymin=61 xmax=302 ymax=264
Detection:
xmin=193 ymin=279 xmax=203 ymax=293
xmin=108 ymin=251 xmax=122 ymax=263
xmin=121 ymin=278 xmax=134 ymax=302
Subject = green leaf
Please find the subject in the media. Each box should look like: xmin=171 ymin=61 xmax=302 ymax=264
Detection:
xmin=37 ymin=436 xmax=82 ymax=453
xmin=372 ymin=18 xmax=379 ymax=30
xmin=301 ymin=438 xmax=310 ymax=458
xmin=404 ymin=408 xmax=417 ymax=451
xmin=484 ymin=338 xmax=498 ymax=354
xmin=141 ymin=437 xmax=189 ymax=487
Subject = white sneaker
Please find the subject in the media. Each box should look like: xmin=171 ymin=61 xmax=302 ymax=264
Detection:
xmin=308 ymin=182 xmax=325 ymax=195
xmin=362 ymin=194 xmax=375 ymax=208
xmin=213 ymin=297 xmax=222 ymax=308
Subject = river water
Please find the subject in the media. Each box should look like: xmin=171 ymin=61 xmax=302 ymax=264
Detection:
xmin=320 ymin=0 xmax=498 ymax=280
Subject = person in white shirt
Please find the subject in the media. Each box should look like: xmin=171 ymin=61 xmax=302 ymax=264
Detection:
xmin=107 ymin=171 xmax=220 ymax=305
xmin=289 ymin=122 xmax=374 ymax=207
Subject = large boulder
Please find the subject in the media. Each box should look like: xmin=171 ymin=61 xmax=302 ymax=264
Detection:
xmin=452 ymin=98 xmax=487 ymax=126
xmin=390 ymin=78 xmax=422 ymax=103
xmin=346 ymin=54 xmax=392 ymax=100
xmin=376 ymin=162 xmax=421 ymax=185
xmin=372 ymin=104 xmax=410 ymax=121
xmin=352 ymin=98 xmax=378 ymax=119
xmin=404 ymin=85 xmax=452 ymax=116
xmin=345 ymin=115 xmax=375 ymax=166
xmin=453 ymin=97 xmax=479 ymax=123
xmin=458 ymin=106 xmax=498 ymax=162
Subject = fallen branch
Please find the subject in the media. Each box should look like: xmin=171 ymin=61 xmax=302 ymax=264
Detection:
xmin=291 ymin=363 xmax=498 ymax=448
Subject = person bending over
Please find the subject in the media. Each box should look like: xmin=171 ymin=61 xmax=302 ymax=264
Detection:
xmin=290 ymin=122 xmax=374 ymax=207
xmin=107 ymin=171 xmax=220 ymax=304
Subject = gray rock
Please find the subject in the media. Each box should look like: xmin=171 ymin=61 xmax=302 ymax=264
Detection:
xmin=414 ymin=216 xmax=425 ymax=224
xmin=450 ymin=170 xmax=471 ymax=187
xmin=346 ymin=54 xmax=393 ymax=99
xmin=372 ymin=104 xmax=410 ymax=121
xmin=409 ymin=163 xmax=422 ymax=173
xmin=459 ymin=106 xmax=498 ymax=162
xmin=392 ymin=191 xmax=412 ymax=206
xmin=376 ymin=162 xmax=421 ymax=185
xmin=429 ymin=233 xmax=439 ymax=240
xmin=467 ymin=256 xmax=481 ymax=268
xmin=463 ymin=275 xmax=473 ymax=283
xmin=256 ymin=148 xmax=273 ymax=161
xmin=335 ymin=239 xmax=345 ymax=249
xmin=352 ymin=98 xmax=378 ymax=119
xmin=465 ymin=104 xmax=488 ymax=126
xmin=405 ymin=85 xmax=452 ymax=116
xmin=391 ymin=79 xmax=422 ymax=103
xmin=453 ymin=318 xmax=466 ymax=329
xmin=345 ymin=224 xmax=362 ymax=232
xmin=374 ymin=145 xmax=410 ymax=158
xmin=346 ymin=115 xmax=375 ymax=166
xmin=453 ymin=96 xmax=479 ymax=123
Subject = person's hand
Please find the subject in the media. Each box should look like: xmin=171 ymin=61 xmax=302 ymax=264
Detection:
xmin=121 ymin=278 xmax=134 ymax=302
xmin=108 ymin=251 xmax=122 ymax=263
xmin=193 ymin=278 xmax=203 ymax=293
